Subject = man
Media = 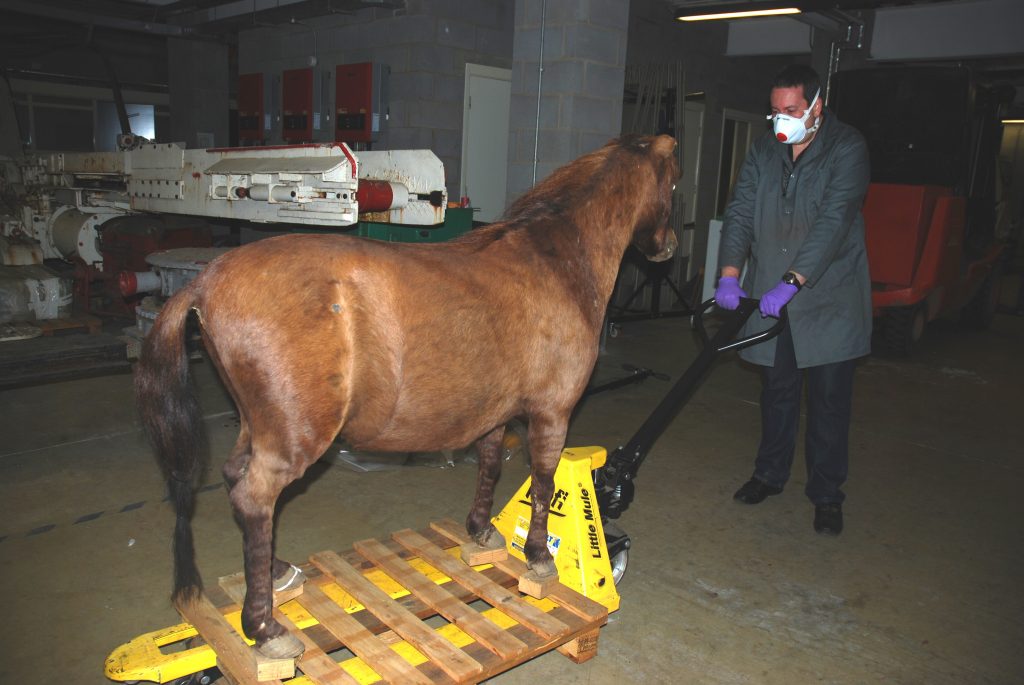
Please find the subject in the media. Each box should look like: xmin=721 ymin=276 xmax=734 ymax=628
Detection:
xmin=715 ymin=64 xmax=871 ymax=536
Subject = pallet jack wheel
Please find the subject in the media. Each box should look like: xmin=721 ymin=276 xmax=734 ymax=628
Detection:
xmin=883 ymin=303 xmax=926 ymax=354
xmin=170 ymin=669 xmax=219 ymax=685
xmin=603 ymin=521 xmax=631 ymax=585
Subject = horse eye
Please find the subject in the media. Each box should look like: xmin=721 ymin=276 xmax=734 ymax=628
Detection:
xmin=671 ymin=184 xmax=677 ymax=191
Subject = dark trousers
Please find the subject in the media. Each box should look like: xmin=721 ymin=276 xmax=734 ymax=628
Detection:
xmin=753 ymin=322 xmax=856 ymax=505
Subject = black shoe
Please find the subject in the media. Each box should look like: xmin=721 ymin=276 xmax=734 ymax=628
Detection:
xmin=733 ymin=478 xmax=783 ymax=504
xmin=814 ymin=503 xmax=843 ymax=536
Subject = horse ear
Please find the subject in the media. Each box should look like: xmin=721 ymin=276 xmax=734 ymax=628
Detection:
xmin=652 ymin=135 xmax=677 ymax=157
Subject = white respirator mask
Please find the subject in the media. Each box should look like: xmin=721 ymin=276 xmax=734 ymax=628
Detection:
xmin=768 ymin=89 xmax=821 ymax=144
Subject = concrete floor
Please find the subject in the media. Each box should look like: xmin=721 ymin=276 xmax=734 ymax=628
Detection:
xmin=1 ymin=295 xmax=1022 ymax=684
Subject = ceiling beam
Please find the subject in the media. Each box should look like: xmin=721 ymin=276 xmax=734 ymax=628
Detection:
xmin=0 ymin=0 xmax=190 ymax=35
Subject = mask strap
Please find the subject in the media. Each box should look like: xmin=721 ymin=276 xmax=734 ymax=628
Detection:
xmin=806 ymin=88 xmax=822 ymax=133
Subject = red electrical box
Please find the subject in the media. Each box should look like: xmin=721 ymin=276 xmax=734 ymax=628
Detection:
xmin=336 ymin=62 xmax=374 ymax=143
xmin=282 ymin=67 xmax=313 ymax=143
xmin=238 ymin=73 xmax=264 ymax=144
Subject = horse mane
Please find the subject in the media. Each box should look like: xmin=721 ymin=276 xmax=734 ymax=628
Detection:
xmin=454 ymin=135 xmax=660 ymax=246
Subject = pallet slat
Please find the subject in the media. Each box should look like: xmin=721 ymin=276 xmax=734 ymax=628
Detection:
xmin=176 ymin=593 xmax=284 ymax=685
xmin=310 ymin=550 xmax=483 ymax=683
xmin=219 ymin=575 xmax=359 ymax=685
xmin=393 ymin=528 xmax=568 ymax=640
xmin=429 ymin=519 xmax=609 ymax=624
xmin=171 ymin=522 xmax=608 ymax=685
xmin=354 ymin=537 xmax=528 ymax=662
xmin=298 ymin=583 xmax=436 ymax=685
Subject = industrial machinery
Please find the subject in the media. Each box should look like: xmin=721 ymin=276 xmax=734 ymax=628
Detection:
xmin=0 ymin=141 xmax=449 ymax=324
xmin=833 ymin=66 xmax=1014 ymax=353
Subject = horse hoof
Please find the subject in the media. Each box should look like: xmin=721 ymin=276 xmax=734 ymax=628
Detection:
xmin=273 ymin=563 xmax=307 ymax=593
xmin=473 ymin=527 xmax=507 ymax=551
xmin=519 ymin=559 xmax=560 ymax=599
xmin=526 ymin=557 xmax=558 ymax=579
xmin=257 ymin=632 xmax=305 ymax=659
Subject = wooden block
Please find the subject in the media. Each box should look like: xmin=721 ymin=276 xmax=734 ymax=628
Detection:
xmin=255 ymin=653 xmax=296 ymax=681
xmin=518 ymin=568 xmax=560 ymax=599
xmin=219 ymin=573 xmax=358 ymax=685
xmin=273 ymin=584 xmax=304 ymax=607
xmin=556 ymin=628 xmax=601 ymax=664
xmin=460 ymin=541 xmax=509 ymax=566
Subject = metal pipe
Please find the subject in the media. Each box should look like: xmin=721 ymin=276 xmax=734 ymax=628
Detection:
xmin=531 ymin=0 xmax=548 ymax=187
xmin=357 ymin=180 xmax=409 ymax=212
xmin=247 ymin=184 xmax=297 ymax=202
xmin=87 ymin=35 xmax=132 ymax=137
xmin=118 ymin=270 xmax=161 ymax=296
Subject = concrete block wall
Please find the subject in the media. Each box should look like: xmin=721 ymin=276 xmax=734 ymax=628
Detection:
xmin=506 ymin=0 xmax=631 ymax=204
xmin=237 ymin=1 xmax=514 ymax=200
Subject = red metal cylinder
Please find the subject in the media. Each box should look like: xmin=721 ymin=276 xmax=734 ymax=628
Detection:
xmin=357 ymin=180 xmax=396 ymax=212
xmin=118 ymin=271 xmax=137 ymax=296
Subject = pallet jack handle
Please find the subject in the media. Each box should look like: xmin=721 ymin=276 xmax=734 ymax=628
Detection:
xmin=594 ymin=297 xmax=787 ymax=521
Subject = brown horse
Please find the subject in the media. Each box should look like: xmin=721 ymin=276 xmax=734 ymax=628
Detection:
xmin=135 ymin=134 xmax=679 ymax=659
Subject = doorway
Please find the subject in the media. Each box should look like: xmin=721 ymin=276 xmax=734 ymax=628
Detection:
xmin=460 ymin=64 xmax=511 ymax=223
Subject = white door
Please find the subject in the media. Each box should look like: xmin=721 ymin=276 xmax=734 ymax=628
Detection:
xmin=461 ymin=64 xmax=511 ymax=223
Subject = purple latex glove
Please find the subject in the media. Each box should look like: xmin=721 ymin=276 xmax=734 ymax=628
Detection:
xmin=759 ymin=281 xmax=798 ymax=318
xmin=714 ymin=276 xmax=747 ymax=310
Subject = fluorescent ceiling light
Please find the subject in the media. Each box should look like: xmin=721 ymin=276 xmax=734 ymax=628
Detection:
xmin=1002 ymin=119 xmax=1024 ymax=124
xmin=676 ymin=6 xmax=801 ymax=21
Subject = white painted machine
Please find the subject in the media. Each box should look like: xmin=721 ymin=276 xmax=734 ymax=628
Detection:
xmin=0 ymin=143 xmax=449 ymax=330
xmin=1 ymin=142 xmax=446 ymax=271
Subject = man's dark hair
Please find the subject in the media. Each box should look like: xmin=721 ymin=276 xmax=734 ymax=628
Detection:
xmin=773 ymin=64 xmax=821 ymax=104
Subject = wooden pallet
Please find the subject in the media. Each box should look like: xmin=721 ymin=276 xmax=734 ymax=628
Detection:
xmin=176 ymin=519 xmax=609 ymax=685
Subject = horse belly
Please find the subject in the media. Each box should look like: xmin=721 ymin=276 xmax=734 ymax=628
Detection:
xmin=345 ymin=389 xmax=514 ymax=454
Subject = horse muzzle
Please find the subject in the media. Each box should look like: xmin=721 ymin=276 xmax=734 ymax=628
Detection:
xmin=647 ymin=229 xmax=678 ymax=263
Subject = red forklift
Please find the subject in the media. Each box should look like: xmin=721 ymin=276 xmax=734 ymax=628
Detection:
xmin=832 ymin=67 xmax=1014 ymax=353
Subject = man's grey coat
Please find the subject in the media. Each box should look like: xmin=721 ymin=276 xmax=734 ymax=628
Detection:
xmin=718 ymin=109 xmax=872 ymax=367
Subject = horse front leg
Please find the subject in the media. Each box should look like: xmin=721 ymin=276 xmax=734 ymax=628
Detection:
xmin=228 ymin=475 xmax=305 ymax=659
xmin=523 ymin=413 xmax=568 ymax=580
xmin=466 ymin=424 xmax=507 ymax=551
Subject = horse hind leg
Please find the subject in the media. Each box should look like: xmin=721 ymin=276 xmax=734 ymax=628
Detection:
xmin=225 ymin=436 xmax=305 ymax=659
xmin=465 ymin=425 xmax=507 ymax=551
xmin=522 ymin=413 xmax=568 ymax=580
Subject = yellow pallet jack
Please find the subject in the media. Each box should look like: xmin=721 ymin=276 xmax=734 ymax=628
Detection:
xmin=105 ymin=299 xmax=781 ymax=684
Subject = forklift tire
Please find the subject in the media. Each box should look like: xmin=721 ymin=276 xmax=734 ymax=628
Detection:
xmin=961 ymin=264 xmax=1002 ymax=330
xmin=882 ymin=304 xmax=926 ymax=355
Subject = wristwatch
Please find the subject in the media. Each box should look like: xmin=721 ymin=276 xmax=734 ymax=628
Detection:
xmin=782 ymin=271 xmax=803 ymax=290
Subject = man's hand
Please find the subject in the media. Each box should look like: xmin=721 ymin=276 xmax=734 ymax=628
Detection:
xmin=759 ymin=281 xmax=798 ymax=318
xmin=715 ymin=276 xmax=746 ymax=310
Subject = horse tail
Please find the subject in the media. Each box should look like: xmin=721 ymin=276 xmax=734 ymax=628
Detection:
xmin=134 ymin=286 xmax=205 ymax=603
